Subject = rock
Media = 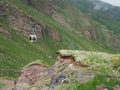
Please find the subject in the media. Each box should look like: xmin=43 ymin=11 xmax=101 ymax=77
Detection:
xmin=73 ymin=70 xmax=94 ymax=83
xmin=96 ymin=85 xmax=109 ymax=90
xmin=13 ymin=59 xmax=96 ymax=90
xmin=114 ymin=85 xmax=120 ymax=90
xmin=96 ymin=84 xmax=105 ymax=90
xmin=13 ymin=86 xmax=24 ymax=90
xmin=50 ymin=74 xmax=67 ymax=89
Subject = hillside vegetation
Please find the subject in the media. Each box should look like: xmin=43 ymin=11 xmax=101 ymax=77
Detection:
xmin=0 ymin=0 xmax=120 ymax=79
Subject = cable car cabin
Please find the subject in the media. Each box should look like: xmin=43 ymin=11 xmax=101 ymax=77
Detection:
xmin=29 ymin=34 xmax=37 ymax=42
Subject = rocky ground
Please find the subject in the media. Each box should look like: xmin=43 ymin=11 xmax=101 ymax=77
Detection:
xmin=13 ymin=61 xmax=95 ymax=90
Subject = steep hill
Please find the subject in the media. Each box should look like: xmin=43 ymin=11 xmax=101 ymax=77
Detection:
xmin=0 ymin=0 xmax=120 ymax=79
xmin=52 ymin=0 xmax=120 ymax=52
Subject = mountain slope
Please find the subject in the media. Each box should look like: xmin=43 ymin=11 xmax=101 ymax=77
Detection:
xmin=0 ymin=0 xmax=120 ymax=78
xmin=69 ymin=0 xmax=120 ymax=34
xmin=52 ymin=0 xmax=120 ymax=52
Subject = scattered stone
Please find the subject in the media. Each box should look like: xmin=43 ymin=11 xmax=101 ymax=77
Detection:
xmin=106 ymin=77 xmax=110 ymax=82
xmin=96 ymin=84 xmax=105 ymax=90
xmin=96 ymin=85 xmax=109 ymax=90
xmin=50 ymin=74 xmax=67 ymax=89
xmin=114 ymin=85 xmax=120 ymax=90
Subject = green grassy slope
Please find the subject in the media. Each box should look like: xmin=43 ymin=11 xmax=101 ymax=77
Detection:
xmin=92 ymin=12 xmax=120 ymax=35
xmin=0 ymin=24 xmax=51 ymax=77
xmin=53 ymin=0 xmax=120 ymax=52
xmin=0 ymin=0 xmax=119 ymax=78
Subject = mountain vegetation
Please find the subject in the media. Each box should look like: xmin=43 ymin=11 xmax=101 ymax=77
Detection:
xmin=0 ymin=0 xmax=120 ymax=89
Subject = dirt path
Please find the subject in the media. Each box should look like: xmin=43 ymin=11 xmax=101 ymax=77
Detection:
xmin=0 ymin=78 xmax=14 ymax=90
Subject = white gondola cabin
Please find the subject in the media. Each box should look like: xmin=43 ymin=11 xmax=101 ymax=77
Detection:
xmin=29 ymin=34 xmax=37 ymax=42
